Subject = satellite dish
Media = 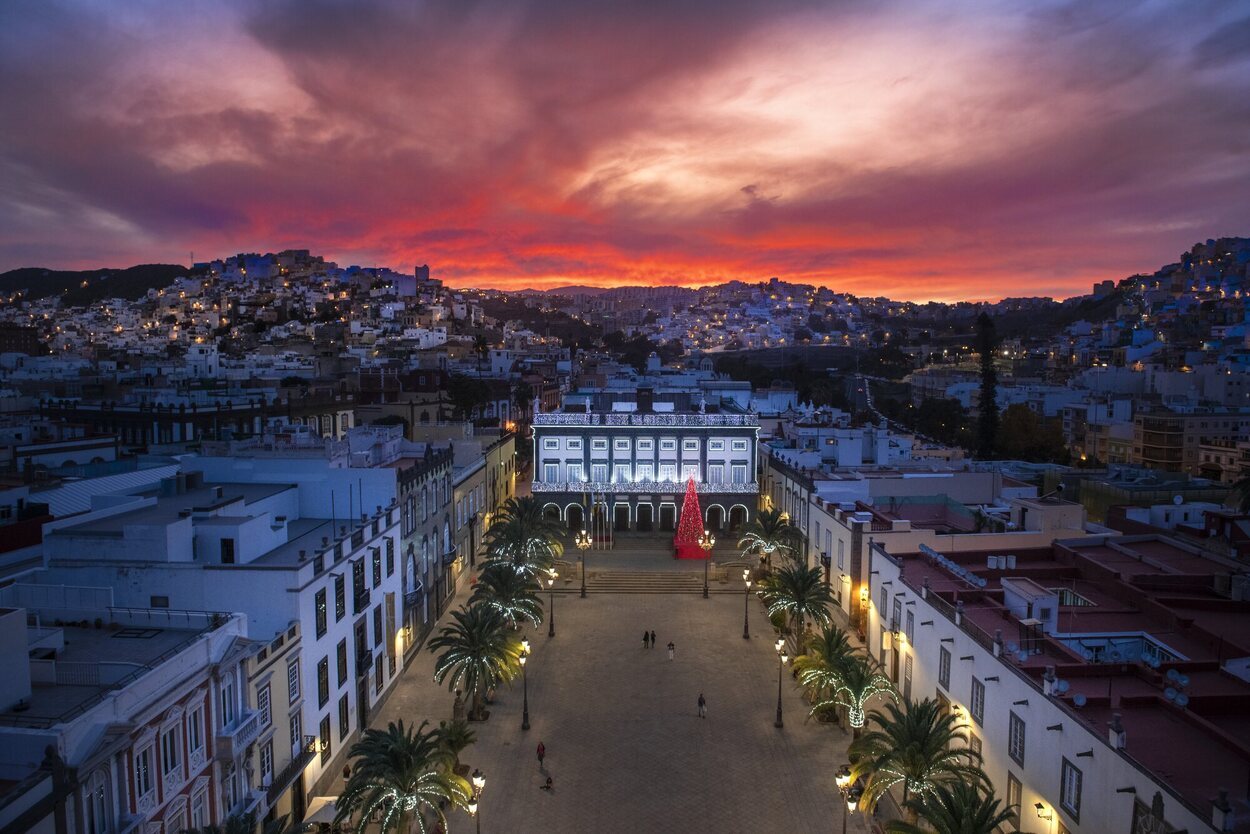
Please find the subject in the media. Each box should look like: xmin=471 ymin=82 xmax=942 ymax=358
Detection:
xmin=1110 ymin=649 xmax=1122 ymax=661
xmin=1056 ymin=680 xmax=1070 ymax=694
xmin=1173 ymin=494 xmax=1183 ymax=505
xmin=1178 ymin=674 xmax=1190 ymax=688
xmin=1166 ymin=669 xmax=1180 ymax=682
xmin=1176 ymin=693 xmax=1190 ymax=708
xmin=1165 ymin=687 xmax=1178 ymax=701
xmin=1073 ymin=693 xmax=1087 ymax=707
xmin=978 ymin=577 xmax=988 ymax=588
xmin=1017 ymin=649 xmax=1029 ymax=662
xmin=1082 ymin=649 xmax=1094 ymax=661
xmin=1007 ymin=642 xmax=1019 ymax=654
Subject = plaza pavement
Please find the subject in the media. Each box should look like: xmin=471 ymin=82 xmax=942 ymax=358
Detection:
xmin=357 ymin=556 xmax=875 ymax=834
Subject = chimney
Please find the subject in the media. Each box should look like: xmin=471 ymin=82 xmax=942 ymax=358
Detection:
xmin=299 ymin=550 xmax=307 ymax=562
xmin=1043 ymin=666 xmax=1057 ymax=696
xmin=637 ymin=387 xmax=654 ymax=413
xmin=1108 ymin=713 xmax=1126 ymax=750
xmin=322 ymin=537 xmax=329 ymax=547
xmin=214 ymin=486 xmax=223 ymax=499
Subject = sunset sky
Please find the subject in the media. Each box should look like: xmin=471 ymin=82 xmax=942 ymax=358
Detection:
xmin=2 ymin=0 xmax=1248 ymax=302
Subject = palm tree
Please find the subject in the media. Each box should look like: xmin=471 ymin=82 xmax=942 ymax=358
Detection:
xmin=428 ymin=605 xmax=522 ymax=720
xmin=482 ymin=497 xmax=564 ymax=578
xmin=810 ymin=655 xmax=895 ymax=733
xmin=335 ymin=720 xmax=469 ymax=834
xmin=435 ymin=718 xmax=476 ymax=776
xmin=759 ymin=564 xmax=834 ymax=646
xmin=886 ymin=782 xmax=1016 ymax=834
xmin=473 ymin=334 xmax=490 ymax=373
xmin=471 ymin=562 xmax=544 ymax=628
xmin=794 ymin=623 xmax=861 ymax=713
xmin=738 ymin=507 xmax=806 ymax=568
xmin=849 ymin=698 xmax=987 ymax=824
xmin=1225 ymin=476 xmax=1250 ymax=514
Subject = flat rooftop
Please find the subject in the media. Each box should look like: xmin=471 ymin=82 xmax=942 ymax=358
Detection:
xmin=52 ymin=482 xmax=294 ymax=536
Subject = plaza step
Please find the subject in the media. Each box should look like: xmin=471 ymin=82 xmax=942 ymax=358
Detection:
xmin=552 ymin=570 xmax=744 ymax=594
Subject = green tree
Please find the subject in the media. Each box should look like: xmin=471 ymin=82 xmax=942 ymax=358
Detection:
xmin=810 ymin=655 xmax=895 ymax=734
xmin=996 ymin=404 xmax=1070 ymax=463
xmin=737 ymin=507 xmax=806 ymax=569
xmin=794 ymin=623 xmax=862 ymax=712
xmin=975 ymin=312 xmax=998 ymax=459
xmin=758 ymin=564 xmax=835 ymax=645
xmin=885 ymin=782 xmax=1016 ymax=834
xmin=428 ymin=606 xmax=522 ymax=720
xmin=470 ymin=562 xmax=544 ymax=628
xmin=849 ymin=698 xmax=987 ymax=823
xmin=335 ymin=720 xmax=470 ymax=834
xmin=481 ymin=497 xmax=565 ymax=579
xmin=434 ymin=718 xmax=477 ymax=774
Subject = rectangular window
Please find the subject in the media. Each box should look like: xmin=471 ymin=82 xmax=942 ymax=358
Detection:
xmin=614 ymin=438 xmax=630 ymax=451
xmin=219 ymin=678 xmax=236 ymax=727
xmin=636 ymin=464 xmax=653 ymax=481
xmin=542 ymin=438 xmax=559 ymax=450
xmin=220 ymin=538 xmax=235 ymax=564
xmin=636 ymin=439 xmax=652 ymax=451
xmin=591 ymin=438 xmax=608 ymax=451
xmin=567 ymin=462 xmax=584 ymax=481
xmin=591 ymin=463 xmax=608 ymax=482
xmin=708 ymin=439 xmax=725 ymax=451
xmin=682 ymin=439 xmax=699 ymax=453
xmin=160 ymin=729 xmax=180 ymax=776
xmin=731 ymin=465 xmax=747 ymax=483
xmin=1006 ymin=772 xmax=1022 ymax=829
xmin=568 ymin=438 xmax=582 ymax=451
xmin=150 ymin=595 xmax=169 ymax=608
xmin=372 ymin=547 xmax=382 ymax=588
xmin=386 ymin=538 xmax=395 ymax=577
xmin=287 ymin=658 xmax=300 ymax=704
xmin=708 ymin=464 xmax=724 ymax=483
xmin=905 ymin=611 xmax=915 ymax=642
xmin=373 ymin=604 xmax=383 ymax=647
xmin=260 ymin=740 xmax=274 ymax=783
xmin=879 ymin=587 xmax=888 ymax=615
xmin=187 ymin=706 xmax=203 ymax=755
xmin=543 ymin=463 xmax=559 ymax=481
xmin=1008 ymin=712 xmax=1026 ymax=766
xmin=335 ymin=575 xmax=345 ymax=621
xmin=939 ymin=647 xmax=951 ymax=689
xmin=681 ymin=463 xmax=699 ymax=481
xmin=315 ymin=588 xmax=327 ymax=638
xmin=339 ymin=694 xmax=350 ymax=741
xmin=134 ymin=747 xmax=153 ymax=797
xmin=891 ymin=598 xmax=902 ymax=631
xmin=659 ymin=463 xmax=677 ymax=481
xmin=613 ymin=464 xmax=631 ymax=483
xmin=317 ymin=657 xmax=330 ymax=708
xmin=1060 ymin=759 xmax=1082 ymax=822
xmin=970 ymin=677 xmax=985 ymax=725
xmin=731 ymin=439 xmax=748 ymax=451
xmin=903 ymin=654 xmax=913 ymax=701
xmin=191 ymin=790 xmax=207 ymax=828
xmin=337 ymin=640 xmax=348 ymax=687
xmin=257 ymin=683 xmax=272 ymax=728
xmin=289 ymin=713 xmax=302 ymax=759
xmin=320 ymin=716 xmax=332 ymax=764
xmin=968 ymin=731 xmax=982 ymax=758
xmin=660 ymin=438 xmax=676 ymax=451
xmin=837 ymin=539 xmax=845 ymax=570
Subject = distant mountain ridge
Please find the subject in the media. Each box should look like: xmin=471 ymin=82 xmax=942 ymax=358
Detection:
xmin=0 ymin=264 xmax=197 ymax=306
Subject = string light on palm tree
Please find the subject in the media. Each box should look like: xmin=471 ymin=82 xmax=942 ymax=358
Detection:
xmin=774 ymin=638 xmax=789 ymax=728
xmin=546 ymin=569 xmax=558 ymax=638
xmin=520 ymin=639 xmax=531 ymax=731
xmin=742 ymin=569 xmax=752 ymax=640
xmin=575 ymin=528 xmax=591 ymax=599
xmin=698 ymin=530 xmax=715 ymax=598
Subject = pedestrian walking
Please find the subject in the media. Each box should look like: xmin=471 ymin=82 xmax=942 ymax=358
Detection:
xmin=697 ymin=692 xmax=707 ymax=718
xmin=540 ymin=776 xmax=554 ymax=792
xmin=642 ymin=630 xmax=650 ymax=649
xmin=650 ymin=630 xmax=656 ymax=648
xmin=667 ymin=641 xmax=675 ymax=661
xmin=537 ymin=741 xmax=546 ymax=770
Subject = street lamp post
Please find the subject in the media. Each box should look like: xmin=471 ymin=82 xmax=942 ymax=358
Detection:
xmin=743 ymin=569 xmax=752 ymax=640
xmin=774 ymin=638 xmax=788 ymax=729
xmin=835 ymin=765 xmax=863 ymax=834
xmin=469 ymin=768 xmax=485 ymax=834
xmin=698 ymin=530 xmax=715 ymax=598
xmin=547 ymin=570 xmax=557 ymax=638
xmin=520 ymin=638 xmax=530 ymax=731
xmin=575 ymin=529 xmax=591 ymax=599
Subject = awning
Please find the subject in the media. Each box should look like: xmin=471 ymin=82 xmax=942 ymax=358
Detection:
xmin=304 ymin=797 xmax=341 ymax=826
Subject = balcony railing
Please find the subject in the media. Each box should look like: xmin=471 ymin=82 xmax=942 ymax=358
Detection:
xmin=356 ymin=649 xmax=374 ymax=678
xmin=531 ymin=480 xmax=759 ymax=494
xmin=533 ymin=412 xmax=758 ymax=427
xmin=216 ymin=710 xmax=261 ymax=761
xmin=354 ymin=587 xmax=371 ymax=615
xmin=267 ymin=735 xmax=317 ymax=805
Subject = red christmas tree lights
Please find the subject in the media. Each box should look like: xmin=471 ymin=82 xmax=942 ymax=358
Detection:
xmin=674 ymin=477 xmax=706 ymax=560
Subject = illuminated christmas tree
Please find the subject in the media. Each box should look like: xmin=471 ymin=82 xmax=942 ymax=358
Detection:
xmin=674 ymin=477 xmax=705 ymax=560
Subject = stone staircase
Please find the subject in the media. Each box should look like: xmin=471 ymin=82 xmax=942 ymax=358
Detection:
xmin=553 ymin=570 xmax=744 ymax=594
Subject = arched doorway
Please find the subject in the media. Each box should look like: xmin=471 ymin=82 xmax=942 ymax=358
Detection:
xmin=636 ymin=503 xmax=654 ymax=532
xmin=543 ymin=503 xmax=561 ymax=523
xmin=729 ymin=504 xmax=749 ymax=532
xmin=566 ymin=504 xmax=585 ymax=532
xmin=705 ymin=504 xmax=725 ymax=532
xmin=658 ymin=503 xmax=676 ymax=532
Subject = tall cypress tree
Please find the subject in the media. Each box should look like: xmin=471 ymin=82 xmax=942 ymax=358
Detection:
xmin=976 ymin=312 xmax=999 ymax=459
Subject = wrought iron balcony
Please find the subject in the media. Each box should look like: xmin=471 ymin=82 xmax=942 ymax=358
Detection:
xmin=353 ymin=586 xmax=371 ymax=615
xmin=531 ymin=480 xmax=759 ymax=494
xmin=533 ymin=412 xmax=758 ymax=427
xmin=266 ymin=735 xmax=317 ymax=805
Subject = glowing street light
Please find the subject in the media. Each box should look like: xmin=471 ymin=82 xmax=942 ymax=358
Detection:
xmin=743 ymin=569 xmax=752 ymax=640
xmin=774 ymin=638 xmax=788 ymax=728
xmin=698 ymin=530 xmax=715 ymax=598
xmin=520 ymin=639 xmax=531 ymax=731
xmin=547 ymin=570 xmax=558 ymax=638
xmin=575 ymin=528 xmax=592 ymax=599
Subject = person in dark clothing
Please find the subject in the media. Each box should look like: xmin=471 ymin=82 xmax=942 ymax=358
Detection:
xmin=650 ymin=630 xmax=657 ymax=648
xmin=698 ymin=693 xmax=707 ymax=718
xmin=537 ymin=741 xmax=546 ymax=769
xmin=643 ymin=630 xmax=650 ymax=648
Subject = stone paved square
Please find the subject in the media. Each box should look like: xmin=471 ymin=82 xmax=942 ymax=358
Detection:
xmin=366 ymin=572 xmax=873 ymax=834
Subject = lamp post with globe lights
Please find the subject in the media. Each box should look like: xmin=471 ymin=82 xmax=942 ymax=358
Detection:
xmin=698 ymin=530 xmax=715 ymax=598
xmin=742 ymin=569 xmax=752 ymax=639
xmin=774 ymin=638 xmax=788 ymax=728
xmin=520 ymin=638 xmax=531 ymax=731
xmin=546 ymin=569 xmax=558 ymax=638
xmin=575 ymin=528 xmax=591 ymax=598
xmin=835 ymin=765 xmax=862 ymax=834
xmin=467 ymin=768 xmax=485 ymax=834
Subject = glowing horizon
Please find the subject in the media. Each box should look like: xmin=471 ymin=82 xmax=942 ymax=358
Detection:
xmin=2 ymin=0 xmax=1248 ymax=304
